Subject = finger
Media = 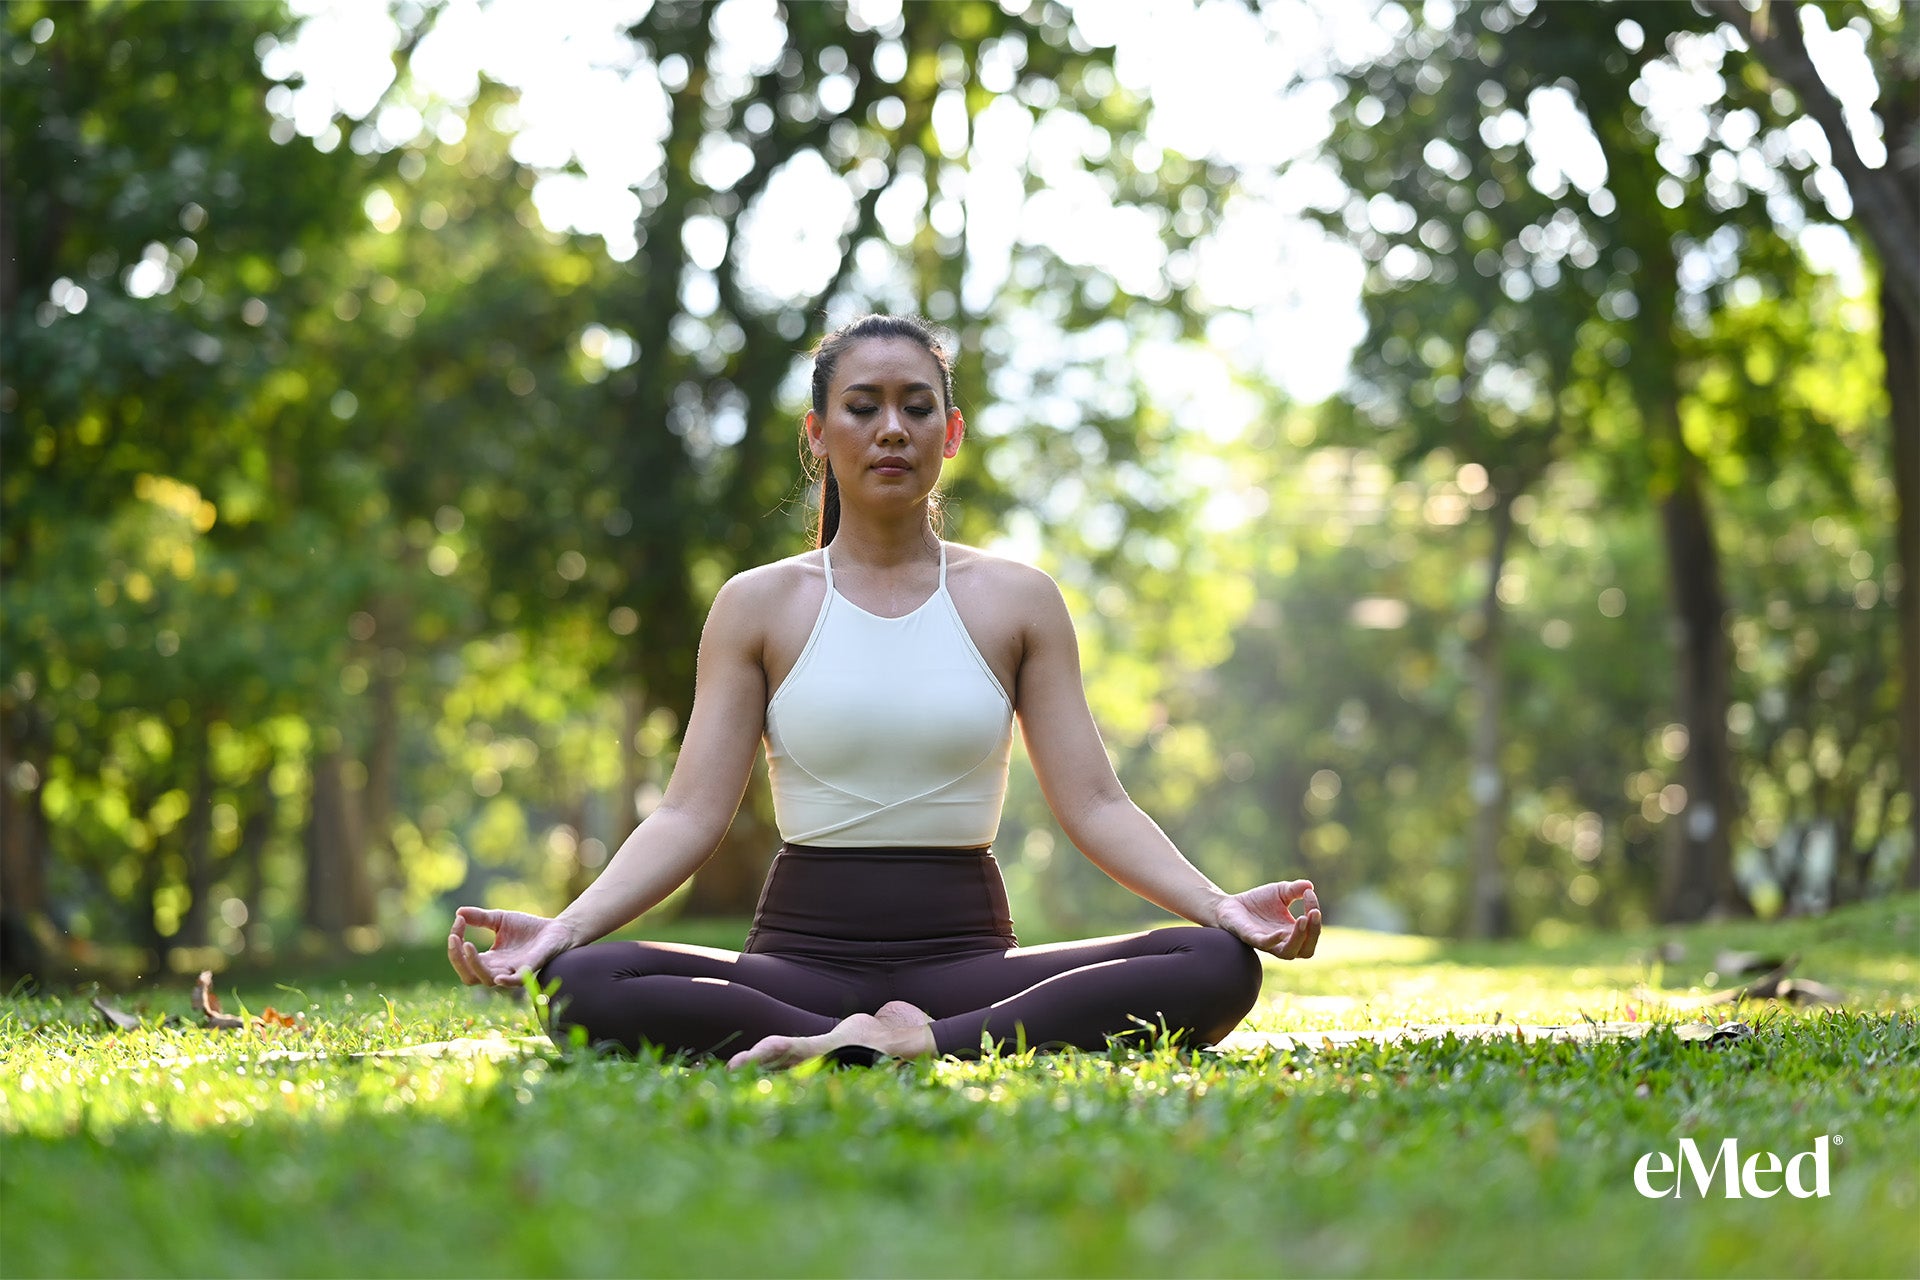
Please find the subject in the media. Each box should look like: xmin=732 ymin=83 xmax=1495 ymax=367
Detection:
xmin=1281 ymin=909 xmax=1318 ymax=960
xmin=1299 ymin=910 xmax=1322 ymax=959
xmin=448 ymin=932 xmax=482 ymax=985
xmin=1245 ymin=929 xmax=1287 ymax=955
xmin=464 ymin=940 xmax=503 ymax=988
xmin=1296 ymin=887 xmax=1320 ymax=916
xmin=1246 ymin=920 xmax=1293 ymax=961
xmin=482 ymin=950 xmax=532 ymax=990
xmin=455 ymin=906 xmax=502 ymax=935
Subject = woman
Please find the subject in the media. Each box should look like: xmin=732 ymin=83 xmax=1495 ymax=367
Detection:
xmin=448 ymin=314 xmax=1321 ymax=1069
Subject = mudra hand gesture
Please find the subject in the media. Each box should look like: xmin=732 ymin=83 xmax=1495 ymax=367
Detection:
xmin=1215 ymin=879 xmax=1321 ymax=960
xmin=447 ymin=907 xmax=574 ymax=988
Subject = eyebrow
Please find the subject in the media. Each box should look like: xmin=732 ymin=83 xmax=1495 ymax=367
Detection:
xmin=843 ymin=382 xmax=936 ymax=394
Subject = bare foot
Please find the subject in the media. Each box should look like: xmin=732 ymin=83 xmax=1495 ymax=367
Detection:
xmin=727 ymin=1000 xmax=936 ymax=1071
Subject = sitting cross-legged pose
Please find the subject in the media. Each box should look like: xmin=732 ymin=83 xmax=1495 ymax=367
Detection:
xmin=448 ymin=313 xmax=1322 ymax=1069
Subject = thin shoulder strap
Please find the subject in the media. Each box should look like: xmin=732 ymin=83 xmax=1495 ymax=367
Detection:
xmin=821 ymin=543 xmax=835 ymax=589
xmin=936 ymin=540 xmax=948 ymax=590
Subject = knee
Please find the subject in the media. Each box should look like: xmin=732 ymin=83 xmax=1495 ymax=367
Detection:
xmin=536 ymin=946 xmax=588 ymax=998
xmin=536 ymin=946 xmax=608 ymax=1036
xmin=1187 ymin=927 xmax=1264 ymax=1030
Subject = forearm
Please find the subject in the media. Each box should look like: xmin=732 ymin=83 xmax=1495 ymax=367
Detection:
xmin=553 ymin=804 xmax=725 ymax=947
xmin=1062 ymin=794 xmax=1230 ymax=928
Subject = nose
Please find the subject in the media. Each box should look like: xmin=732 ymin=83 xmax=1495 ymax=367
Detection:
xmin=876 ymin=409 xmax=909 ymax=443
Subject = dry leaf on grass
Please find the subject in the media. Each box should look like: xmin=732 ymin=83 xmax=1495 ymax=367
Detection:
xmin=1714 ymin=949 xmax=1788 ymax=978
xmin=191 ymin=970 xmax=245 ymax=1031
xmin=91 ymin=996 xmax=141 ymax=1031
xmin=257 ymin=1006 xmax=309 ymax=1032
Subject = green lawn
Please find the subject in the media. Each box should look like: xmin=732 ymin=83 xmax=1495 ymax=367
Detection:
xmin=4 ymin=896 xmax=1917 ymax=1277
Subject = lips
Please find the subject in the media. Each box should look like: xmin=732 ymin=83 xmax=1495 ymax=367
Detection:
xmin=872 ymin=455 xmax=911 ymax=474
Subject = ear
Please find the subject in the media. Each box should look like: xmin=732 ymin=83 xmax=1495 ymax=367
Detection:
xmin=942 ymin=408 xmax=965 ymax=459
xmin=804 ymin=410 xmax=828 ymax=458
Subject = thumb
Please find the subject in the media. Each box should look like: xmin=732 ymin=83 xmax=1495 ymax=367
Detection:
xmin=455 ymin=906 xmax=502 ymax=931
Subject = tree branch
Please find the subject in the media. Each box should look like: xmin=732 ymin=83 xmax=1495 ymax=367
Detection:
xmin=1705 ymin=0 xmax=1920 ymax=320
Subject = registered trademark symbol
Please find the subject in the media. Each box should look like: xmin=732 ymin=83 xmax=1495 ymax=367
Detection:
xmin=1832 ymin=1135 xmax=1844 ymax=1146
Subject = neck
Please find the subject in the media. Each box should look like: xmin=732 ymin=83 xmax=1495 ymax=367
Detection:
xmin=828 ymin=506 xmax=940 ymax=569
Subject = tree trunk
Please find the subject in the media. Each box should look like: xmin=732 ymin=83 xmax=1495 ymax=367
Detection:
xmin=0 ymin=730 xmax=50 ymax=986
xmin=363 ymin=660 xmax=401 ymax=895
xmin=236 ymin=771 xmax=276 ymax=950
xmin=304 ymin=747 xmax=374 ymax=937
xmin=175 ymin=722 xmax=219 ymax=950
xmin=1657 ymin=463 xmax=1745 ymax=920
xmin=137 ymin=836 xmax=172 ymax=978
xmin=1885 ymin=280 xmax=1920 ymax=890
xmin=1465 ymin=490 xmax=1516 ymax=939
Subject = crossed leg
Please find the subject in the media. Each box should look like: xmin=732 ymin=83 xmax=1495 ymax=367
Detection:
xmin=538 ymin=940 xmax=874 ymax=1059
xmin=540 ymin=926 xmax=1263 ymax=1066
xmin=894 ymin=926 xmax=1264 ymax=1057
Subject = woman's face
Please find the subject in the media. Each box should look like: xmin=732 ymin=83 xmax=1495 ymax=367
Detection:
xmin=806 ymin=337 xmax=964 ymax=510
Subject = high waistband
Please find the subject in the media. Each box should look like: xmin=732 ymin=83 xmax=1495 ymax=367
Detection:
xmin=743 ymin=843 xmax=1017 ymax=960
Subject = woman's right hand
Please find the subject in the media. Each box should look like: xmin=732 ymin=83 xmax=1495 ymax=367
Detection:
xmin=447 ymin=907 xmax=575 ymax=988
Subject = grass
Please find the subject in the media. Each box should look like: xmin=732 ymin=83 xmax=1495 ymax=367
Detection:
xmin=3 ymin=896 xmax=1917 ymax=1278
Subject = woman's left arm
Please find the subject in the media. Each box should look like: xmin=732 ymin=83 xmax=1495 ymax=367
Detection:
xmin=1010 ymin=569 xmax=1320 ymax=960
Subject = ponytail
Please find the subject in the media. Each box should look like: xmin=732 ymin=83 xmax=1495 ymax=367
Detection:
xmin=817 ymin=464 xmax=841 ymax=548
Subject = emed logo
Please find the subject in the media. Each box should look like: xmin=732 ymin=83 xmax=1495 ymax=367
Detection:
xmin=1634 ymin=1135 xmax=1835 ymax=1199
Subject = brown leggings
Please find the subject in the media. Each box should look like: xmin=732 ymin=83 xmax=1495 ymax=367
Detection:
xmin=540 ymin=845 xmax=1264 ymax=1060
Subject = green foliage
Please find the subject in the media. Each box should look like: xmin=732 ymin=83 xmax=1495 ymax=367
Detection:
xmin=0 ymin=0 xmax=1907 ymax=965
xmin=1266 ymin=0 xmax=1904 ymax=931
xmin=1 ymin=0 xmax=1269 ymax=960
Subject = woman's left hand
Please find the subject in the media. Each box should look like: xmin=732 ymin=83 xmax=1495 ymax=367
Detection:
xmin=1216 ymin=880 xmax=1321 ymax=960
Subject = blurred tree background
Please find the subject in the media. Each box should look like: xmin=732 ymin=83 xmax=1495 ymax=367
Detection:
xmin=1 ymin=0 xmax=1911 ymax=983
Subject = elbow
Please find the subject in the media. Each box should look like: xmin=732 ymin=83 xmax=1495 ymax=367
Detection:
xmin=644 ymin=801 xmax=733 ymax=865
xmin=1056 ymin=783 xmax=1132 ymax=850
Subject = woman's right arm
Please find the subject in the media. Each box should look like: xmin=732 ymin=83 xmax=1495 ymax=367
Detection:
xmin=449 ymin=574 xmax=770 ymax=985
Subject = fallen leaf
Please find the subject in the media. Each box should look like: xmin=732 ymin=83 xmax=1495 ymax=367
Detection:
xmin=258 ymin=1006 xmax=307 ymax=1030
xmin=1676 ymin=1019 xmax=1753 ymax=1046
xmin=1776 ymin=978 xmax=1844 ymax=1006
xmin=191 ymin=970 xmax=245 ymax=1031
xmin=1708 ymin=954 xmax=1801 ymax=1004
xmin=1714 ymin=949 xmax=1787 ymax=978
xmin=91 ymin=996 xmax=141 ymax=1031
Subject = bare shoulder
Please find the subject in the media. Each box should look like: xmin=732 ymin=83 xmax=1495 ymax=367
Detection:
xmin=716 ymin=551 xmax=822 ymax=606
xmin=943 ymin=544 xmax=1073 ymax=646
xmin=704 ymin=552 xmax=824 ymax=639
xmin=945 ymin=544 xmax=1063 ymax=608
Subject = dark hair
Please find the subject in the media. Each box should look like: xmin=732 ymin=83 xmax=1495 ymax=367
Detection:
xmin=806 ymin=314 xmax=956 ymax=547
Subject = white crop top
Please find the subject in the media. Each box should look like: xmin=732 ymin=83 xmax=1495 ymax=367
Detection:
xmin=764 ymin=542 xmax=1015 ymax=847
